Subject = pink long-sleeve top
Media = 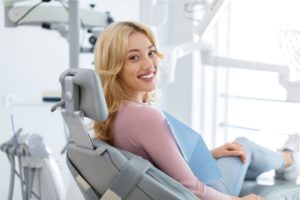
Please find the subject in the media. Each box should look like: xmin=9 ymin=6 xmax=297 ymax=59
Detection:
xmin=112 ymin=102 xmax=231 ymax=200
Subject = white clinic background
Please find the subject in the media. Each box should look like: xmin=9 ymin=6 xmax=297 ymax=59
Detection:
xmin=1 ymin=0 xmax=300 ymax=199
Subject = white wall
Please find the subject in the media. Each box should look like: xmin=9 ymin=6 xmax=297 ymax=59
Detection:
xmin=0 ymin=1 xmax=139 ymax=199
xmin=155 ymin=3 xmax=194 ymax=127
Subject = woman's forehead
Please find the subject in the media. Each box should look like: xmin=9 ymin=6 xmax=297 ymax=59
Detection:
xmin=128 ymin=32 xmax=153 ymax=51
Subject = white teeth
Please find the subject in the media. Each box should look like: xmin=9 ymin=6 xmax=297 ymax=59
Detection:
xmin=140 ymin=74 xmax=154 ymax=79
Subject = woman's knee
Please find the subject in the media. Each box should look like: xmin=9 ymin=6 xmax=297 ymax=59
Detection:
xmin=234 ymin=137 xmax=250 ymax=146
xmin=234 ymin=137 xmax=249 ymax=143
xmin=234 ymin=137 xmax=252 ymax=154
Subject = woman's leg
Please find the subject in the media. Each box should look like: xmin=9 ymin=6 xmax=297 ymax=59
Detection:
xmin=208 ymin=137 xmax=285 ymax=196
xmin=207 ymin=152 xmax=251 ymax=196
xmin=236 ymin=137 xmax=285 ymax=178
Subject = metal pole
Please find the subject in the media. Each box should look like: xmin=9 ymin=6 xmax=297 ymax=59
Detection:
xmin=69 ymin=0 xmax=80 ymax=68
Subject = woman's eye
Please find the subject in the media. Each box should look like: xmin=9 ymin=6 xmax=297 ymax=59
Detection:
xmin=149 ymin=50 xmax=157 ymax=57
xmin=129 ymin=55 xmax=140 ymax=61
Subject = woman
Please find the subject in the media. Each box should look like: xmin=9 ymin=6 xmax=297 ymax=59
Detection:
xmin=93 ymin=21 xmax=300 ymax=200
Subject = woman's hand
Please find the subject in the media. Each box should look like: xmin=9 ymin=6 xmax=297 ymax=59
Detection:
xmin=211 ymin=142 xmax=247 ymax=162
xmin=232 ymin=194 xmax=264 ymax=200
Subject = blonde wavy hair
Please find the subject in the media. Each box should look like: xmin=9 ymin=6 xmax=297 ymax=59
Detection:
xmin=94 ymin=21 xmax=163 ymax=144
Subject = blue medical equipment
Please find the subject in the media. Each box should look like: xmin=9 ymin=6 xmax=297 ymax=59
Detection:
xmin=164 ymin=111 xmax=221 ymax=184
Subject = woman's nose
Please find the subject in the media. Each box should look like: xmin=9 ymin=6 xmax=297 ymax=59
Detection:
xmin=142 ymin=57 xmax=156 ymax=69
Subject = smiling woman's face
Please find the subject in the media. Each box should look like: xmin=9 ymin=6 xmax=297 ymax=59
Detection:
xmin=119 ymin=31 xmax=158 ymax=103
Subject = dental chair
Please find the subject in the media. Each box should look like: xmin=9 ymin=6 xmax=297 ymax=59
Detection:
xmin=53 ymin=68 xmax=300 ymax=200
xmin=51 ymin=68 xmax=199 ymax=200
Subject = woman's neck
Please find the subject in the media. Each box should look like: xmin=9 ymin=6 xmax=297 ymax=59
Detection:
xmin=126 ymin=99 xmax=146 ymax=105
xmin=130 ymin=92 xmax=147 ymax=104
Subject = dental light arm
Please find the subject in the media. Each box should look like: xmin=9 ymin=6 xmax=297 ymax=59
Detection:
xmin=201 ymin=46 xmax=300 ymax=102
xmin=4 ymin=4 xmax=110 ymax=28
xmin=3 ymin=0 xmax=113 ymax=67
xmin=162 ymin=42 xmax=300 ymax=102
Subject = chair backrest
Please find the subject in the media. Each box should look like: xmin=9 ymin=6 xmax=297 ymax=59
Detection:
xmin=53 ymin=68 xmax=198 ymax=200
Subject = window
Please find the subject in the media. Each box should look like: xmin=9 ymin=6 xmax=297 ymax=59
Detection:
xmin=200 ymin=0 xmax=300 ymax=149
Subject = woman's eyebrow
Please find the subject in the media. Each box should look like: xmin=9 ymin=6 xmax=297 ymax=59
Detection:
xmin=148 ymin=45 xmax=155 ymax=49
xmin=127 ymin=49 xmax=140 ymax=53
xmin=127 ymin=45 xmax=155 ymax=53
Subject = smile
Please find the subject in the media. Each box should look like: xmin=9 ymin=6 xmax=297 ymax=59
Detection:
xmin=139 ymin=73 xmax=154 ymax=79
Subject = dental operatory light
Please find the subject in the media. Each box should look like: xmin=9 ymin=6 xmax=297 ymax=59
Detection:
xmin=3 ymin=0 xmax=113 ymax=54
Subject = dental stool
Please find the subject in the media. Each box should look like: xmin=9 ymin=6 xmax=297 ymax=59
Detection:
xmin=51 ymin=68 xmax=199 ymax=200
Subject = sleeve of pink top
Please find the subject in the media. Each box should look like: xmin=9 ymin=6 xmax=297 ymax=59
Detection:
xmin=132 ymin=107 xmax=232 ymax=200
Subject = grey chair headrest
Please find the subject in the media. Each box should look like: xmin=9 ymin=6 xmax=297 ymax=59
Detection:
xmin=58 ymin=68 xmax=108 ymax=122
